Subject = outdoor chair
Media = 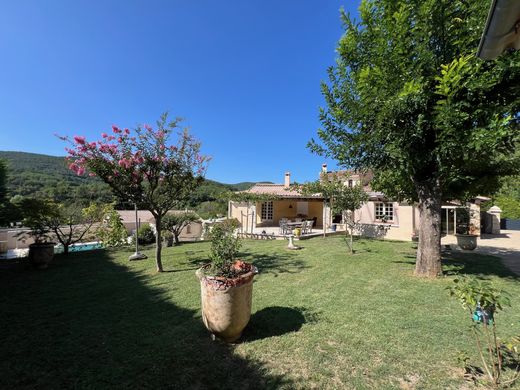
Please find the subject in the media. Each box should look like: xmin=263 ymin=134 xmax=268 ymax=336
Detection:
xmin=301 ymin=221 xmax=308 ymax=235
xmin=279 ymin=221 xmax=291 ymax=235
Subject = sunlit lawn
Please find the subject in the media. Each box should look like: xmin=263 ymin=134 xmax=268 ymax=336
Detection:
xmin=1 ymin=236 xmax=519 ymax=389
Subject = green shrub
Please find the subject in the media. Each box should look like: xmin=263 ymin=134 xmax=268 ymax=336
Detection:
xmin=137 ymin=224 xmax=155 ymax=245
xmin=207 ymin=219 xmax=241 ymax=276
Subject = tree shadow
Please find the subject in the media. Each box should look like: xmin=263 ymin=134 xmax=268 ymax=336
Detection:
xmin=242 ymin=306 xmax=313 ymax=342
xmin=0 ymin=250 xmax=291 ymax=389
xmin=442 ymin=251 xmax=519 ymax=280
xmin=240 ymin=251 xmax=311 ymax=275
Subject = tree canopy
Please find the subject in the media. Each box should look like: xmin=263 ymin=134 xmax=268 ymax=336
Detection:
xmin=62 ymin=113 xmax=209 ymax=272
xmin=310 ymin=0 xmax=520 ymax=277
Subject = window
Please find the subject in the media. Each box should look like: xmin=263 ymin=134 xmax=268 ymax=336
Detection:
xmin=261 ymin=201 xmax=273 ymax=220
xmin=375 ymin=202 xmax=394 ymax=222
xmin=348 ymin=179 xmax=353 ymax=188
xmin=186 ymin=224 xmax=191 ymax=234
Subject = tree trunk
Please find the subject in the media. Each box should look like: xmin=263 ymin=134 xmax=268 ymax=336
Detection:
xmin=415 ymin=184 xmax=442 ymax=277
xmin=63 ymin=244 xmax=69 ymax=255
xmin=155 ymin=216 xmax=163 ymax=272
xmin=174 ymin=233 xmax=180 ymax=245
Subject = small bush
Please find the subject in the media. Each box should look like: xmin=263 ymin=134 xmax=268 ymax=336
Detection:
xmin=137 ymin=224 xmax=155 ymax=245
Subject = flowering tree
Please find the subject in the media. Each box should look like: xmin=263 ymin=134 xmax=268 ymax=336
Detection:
xmin=61 ymin=113 xmax=209 ymax=272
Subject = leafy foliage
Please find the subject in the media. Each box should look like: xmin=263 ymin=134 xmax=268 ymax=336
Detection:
xmin=448 ymin=276 xmax=519 ymax=387
xmin=14 ymin=198 xmax=60 ymax=244
xmin=0 ymin=159 xmax=8 ymax=226
xmin=61 ymin=113 xmax=209 ymax=272
xmin=482 ymin=176 xmax=520 ymax=220
xmin=207 ymin=219 xmax=241 ymax=276
xmin=294 ymin=172 xmax=368 ymax=252
xmin=448 ymin=277 xmax=510 ymax=314
xmin=46 ymin=202 xmax=104 ymax=255
xmin=0 ymin=151 xmax=115 ymax=206
xmin=310 ymin=0 xmax=520 ymax=276
xmin=162 ymin=212 xmax=199 ymax=244
xmin=137 ymin=225 xmax=155 ymax=245
xmin=96 ymin=204 xmax=128 ymax=247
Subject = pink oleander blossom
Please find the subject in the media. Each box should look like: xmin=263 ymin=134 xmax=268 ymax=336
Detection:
xmin=73 ymin=136 xmax=86 ymax=145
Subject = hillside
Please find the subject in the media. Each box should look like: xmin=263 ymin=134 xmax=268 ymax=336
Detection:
xmin=0 ymin=151 xmax=262 ymax=215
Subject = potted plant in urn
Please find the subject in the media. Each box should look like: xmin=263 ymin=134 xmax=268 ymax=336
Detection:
xmin=195 ymin=219 xmax=258 ymax=342
xmin=16 ymin=198 xmax=59 ymax=269
xmin=455 ymin=208 xmax=479 ymax=250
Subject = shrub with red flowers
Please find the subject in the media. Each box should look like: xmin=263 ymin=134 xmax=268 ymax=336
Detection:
xmin=60 ymin=113 xmax=210 ymax=272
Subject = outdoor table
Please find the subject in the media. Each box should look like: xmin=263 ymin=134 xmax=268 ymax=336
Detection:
xmin=286 ymin=222 xmax=303 ymax=228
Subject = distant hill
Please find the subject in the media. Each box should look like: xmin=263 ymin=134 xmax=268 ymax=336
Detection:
xmin=0 ymin=151 xmax=265 ymax=210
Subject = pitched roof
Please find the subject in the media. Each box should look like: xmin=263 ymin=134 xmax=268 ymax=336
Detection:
xmin=243 ymin=184 xmax=322 ymax=199
xmin=117 ymin=210 xmax=154 ymax=223
xmin=117 ymin=209 xmax=200 ymax=224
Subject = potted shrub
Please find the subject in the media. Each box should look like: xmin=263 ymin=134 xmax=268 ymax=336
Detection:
xmin=16 ymin=198 xmax=58 ymax=269
xmin=455 ymin=208 xmax=478 ymax=250
xmin=195 ymin=219 xmax=258 ymax=342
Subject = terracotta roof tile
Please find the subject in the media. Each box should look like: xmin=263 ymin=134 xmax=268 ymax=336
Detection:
xmin=243 ymin=184 xmax=321 ymax=198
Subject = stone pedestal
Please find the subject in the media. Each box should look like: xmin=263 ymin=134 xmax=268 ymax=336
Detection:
xmin=487 ymin=206 xmax=502 ymax=235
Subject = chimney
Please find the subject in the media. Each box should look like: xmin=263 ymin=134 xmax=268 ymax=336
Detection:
xmin=284 ymin=172 xmax=291 ymax=188
xmin=321 ymin=163 xmax=328 ymax=173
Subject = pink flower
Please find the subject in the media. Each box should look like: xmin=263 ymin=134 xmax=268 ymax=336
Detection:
xmin=144 ymin=124 xmax=152 ymax=131
xmin=77 ymin=166 xmax=85 ymax=176
xmin=69 ymin=163 xmax=79 ymax=172
xmin=112 ymin=125 xmax=121 ymax=134
xmin=101 ymin=132 xmax=108 ymax=138
xmin=88 ymin=172 xmax=96 ymax=177
xmin=73 ymin=136 xmax=86 ymax=145
xmin=157 ymin=130 xmax=165 ymax=138
xmin=124 ymin=128 xmax=130 ymax=135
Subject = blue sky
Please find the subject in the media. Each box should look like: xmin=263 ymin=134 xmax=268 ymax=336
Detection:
xmin=0 ymin=0 xmax=358 ymax=184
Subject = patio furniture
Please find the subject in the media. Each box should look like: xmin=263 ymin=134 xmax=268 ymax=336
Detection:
xmin=306 ymin=220 xmax=314 ymax=233
xmin=279 ymin=220 xmax=292 ymax=235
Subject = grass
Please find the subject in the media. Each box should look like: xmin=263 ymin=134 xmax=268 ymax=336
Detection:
xmin=1 ymin=236 xmax=519 ymax=389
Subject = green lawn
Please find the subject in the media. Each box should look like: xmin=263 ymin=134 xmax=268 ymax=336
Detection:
xmin=1 ymin=237 xmax=519 ymax=389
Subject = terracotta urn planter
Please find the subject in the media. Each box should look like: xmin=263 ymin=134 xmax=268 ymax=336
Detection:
xmin=28 ymin=242 xmax=55 ymax=269
xmin=196 ymin=262 xmax=258 ymax=342
xmin=455 ymin=234 xmax=478 ymax=250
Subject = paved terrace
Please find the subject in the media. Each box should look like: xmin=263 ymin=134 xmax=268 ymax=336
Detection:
xmin=442 ymin=229 xmax=520 ymax=276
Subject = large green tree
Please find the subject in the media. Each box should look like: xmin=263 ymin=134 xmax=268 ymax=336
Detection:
xmin=0 ymin=159 xmax=8 ymax=226
xmin=310 ymin=0 xmax=520 ymax=277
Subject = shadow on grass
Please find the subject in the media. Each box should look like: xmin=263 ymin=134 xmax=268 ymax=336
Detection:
xmin=393 ymin=251 xmax=518 ymax=280
xmin=0 ymin=250 xmax=291 ymax=389
xmin=243 ymin=306 xmax=308 ymax=341
xmin=442 ymin=251 xmax=519 ymax=280
xmin=242 ymin=251 xmax=310 ymax=275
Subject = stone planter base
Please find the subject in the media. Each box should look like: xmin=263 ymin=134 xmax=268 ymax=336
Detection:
xmin=196 ymin=263 xmax=258 ymax=342
xmin=455 ymin=234 xmax=478 ymax=251
xmin=28 ymin=243 xmax=55 ymax=269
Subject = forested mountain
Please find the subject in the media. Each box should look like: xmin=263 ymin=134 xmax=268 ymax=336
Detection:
xmin=0 ymin=151 xmax=263 ymax=216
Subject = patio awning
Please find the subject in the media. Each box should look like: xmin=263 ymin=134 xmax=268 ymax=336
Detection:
xmin=477 ymin=0 xmax=520 ymax=60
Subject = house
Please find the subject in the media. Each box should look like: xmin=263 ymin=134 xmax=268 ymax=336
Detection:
xmin=477 ymin=0 xmax=520 ymax=60
xmin=117 ymin=210 xmax=203 ymax=242
xmin=228 ymin=164 xmax=490 ymax=241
